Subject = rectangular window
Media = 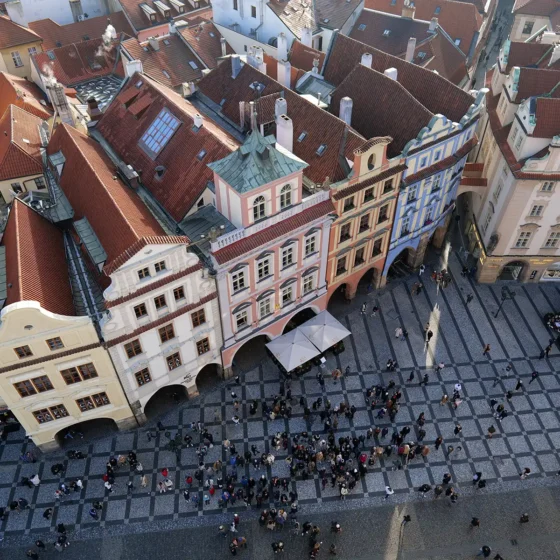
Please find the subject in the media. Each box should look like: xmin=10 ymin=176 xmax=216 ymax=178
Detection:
xmin=383 ymin=180 xmax=393 ymax=194
xmin=154 ymin=294 xmax=167 ymax=310
xmin=401 ymin=215 xmax=411 ymax=237
xmin=259 ymin=298 xmax=272 ymax=318
xmin=28 ymin=46 xmax=38 ymax=56
xmin=425 ymin=206 xmax=434 ymax=224
xmin=339 ymin=223 xmax=351 ymax=243
xmin=173 ymin=286 xmax=185 ymax=301
xmin=515 ymin=231 xmax=532 ymax=248
xmin=257 ymin=258 xmax=271 ymax=280
xmin=34 ymin=176 xmax=46 ymax=189
xmin=92 ymin=392 xmax=110 ymax=407
xmin=493 ymin=181 xmax=503 ymax=203
xmin=515 ymin=134 xmax=523 ymax=150
xmin=354 ymin=247 xmax=365 ymax=266
xmin=232 ymin=270 xmax=246 ymax=292
xmin=420 ymin=156 xmax=427 ymax=168
xmin=124 ymin=339 xmax=143 ymax=359
xmin=407 ymin=185 xmax=417 ymax=203
xmin=154 ymin=261 xmax=166 ymax=273
xmin=166 ymin=352 xmax=182 ymax=371
xmin=159 ymin=324 xmax=175 ymax=343
xmin=542 ymin=181 xmax=555 ymax=192
xmin=33 ymin=405 xmax=68 ymax=424
xmin=372 ymin=238 xmax=382 ymax=257
xmin=378 ymin=204 xmax=389 ymax=223
xmin=233 ymin=0 xmax=238 ymax=8
xmin=359 ymin=214 xmax=370 ymax=233
xmin=303 ymin=275 xmax=314 ymax=294
xmin=235 ymin=310 xmax=248 ymax=330
xmin=140 ymin=108 xmax=180 ymax=156
xmin=482 ymin=209 xmax=492 ymax=233
xmin=14 ymin=375 xmax=53 ymax=397
xmin=138 ymin=267 xmax=150 ymax=280
xmin=282 ymin=286 xmax=293 ymax=305
xmin=46 ymin=337 xmax=64 ymax=351
xmin=11 ymin=51 xmax=23 ymax=68
xmin=135 ymin=368 xmax=152 ymax=386
xmin=50 ymin=404 xmax=69 ymax=419
xmin=363 ymin=187 xmax=374 ymax=203
xmin=14 ymin=345 xmax=33 ymax=359
xmin=336 ymin=256 xmax=346 ymax=276
xmin=11 ymin=182 xmax=22 ymax=194
xmin=78 ymin=363 xmax=98 ymax=380
xmin=432 ymin=175 xmax=441 ymax=191
xmin=251 ymin=5 xmax=257 ymax=17
xmin=281 ymin=246 xmax=294 ymax=268
xmin=60 ymin=363 xmax=98 ymax=384
xmin=343 ymin=196 xmax=355 ymax=212
xmin=305 ymin=236 xmax=316 ymax=256
xmin=191 ymin=309 xmax=206 ymax=327
xmin=434 ymin=150 xmax=441 ymax=162
xmin=522 ymin=21 xmax=534 ymax=34
xmin=134 ymin=303 xmax=148 ymax=319
xmin=545 ymin=232 xmax=560 ymax=248
xmin=530 ymin=205 xmax=544 ymax=217
xmin=76 ymin=396 xmax=95 ymax=412
xmin=511 ymin=126 xmax=518 ymax=146
xmin=196 ymin=338 xmax=210 ymax=355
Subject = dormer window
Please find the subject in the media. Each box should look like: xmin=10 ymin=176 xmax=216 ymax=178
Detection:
xmin=316 ymin=144 xmax=327 ymax=156
xmin=253 ymin=195 xmax=266 ymax=221
xmin=298 ymin=132 xmax=307 ymax=142
xmin=280 ymin=184 xmax=292 ymax=209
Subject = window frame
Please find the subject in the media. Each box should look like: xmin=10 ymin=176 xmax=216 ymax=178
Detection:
xmin=139 ymin=108 xmax=181 ymax=157
xmin=545 ymin=232 xmax=560 ymax=248
xmin=363 ymin=187 xmax=375 ymax=203
xmin=134 ymin=303 xmax=148 ymax=319
xmin=257 ymin=257 xmax=271 ymax=281
xmin=359 ymin=214 xmax=370 ymax=233
xmin=14 ymin=375 xmax=54 ymax=397
xmin=343 ymin=196 xmax=355 ymax=213
xmin=281 ymin=285 xmax=293 ymax=306
xmin=191 ymin=308 xmax=206 ymax=328
xmin=280 ymin=184 xmax=292 ymax=209
xmin=339 ymin=223 xmax=351 ymax=243
xmin=235 ymin=309 xmax=248 ymax=330
xmin=46 ymin=337 xmax=64 ymax=351
xmin=159 ymin=323 xmax=175 ymax=343
xmin=138 ymin=267 xmax=150 ymax=280
xmin=372 ymin=238 xmax=383 ymax=257
xmin=378 ymin=204 xmax=389 ymax=223
xmin=135 ymin=368 xmax=152 ymax=386
xmin=166 ymin=352 xmax=182 ymax=371
xmin=253 ymin=195 xmax=266 ymax=222
xmin=304 ymin=235 xmax=316 ymax=256
xmin=196 ymin=338 xmax=210 ymax=355
xmin=14 ymin=345 xmax=33 ymax=359
xmin=154 ymin=260 xmax=167 ymax=273
xmin=231 ymin=269 xmax=246 ymax=293
xmin=281 ymin=246 xmax=294 ymax=268
xmin=515 ymin=231 xmax=532 ymax=248
xmin=124 ymin=339 xmax=143 ymax=359
xmin=303 ymin=274 xmax=314 ymax=295
xmin=259 ymin=297 xmax=272 ymax=319
xmin=11 ymin=51 xmax=23 ymax=68
xmin=173 ymin=286 xmax=185 ymax=301
xmin=154 ymin=294 xmax=167 ymax=310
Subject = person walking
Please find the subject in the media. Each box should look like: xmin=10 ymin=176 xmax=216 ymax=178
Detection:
xmin=545 ymin=344 xmax=552 ymax=357
xmin=434 ymin=485 xmax=443 ymax=499
xmin=89 ymin=507 xmax=99 ymax=520
xmin=395 ymin=327 xmax=403 ymax=339
xmin=454 ymin=424 xmax=462 ymax=436
xmin=419 ymin=264 xmax=425 ymax=276
xmin=440 ymin=394 xmax=449 ymax=405
xmin=418 ymin=484 xmax=431 ymax=497
xmin=529 ymin=371 xmax=539 ymax=384
xmin=26 ymin=550 xmax=38 ymax=560
xmin=466 ymin=294 xmax=474 ymax=304
xmin=426 ymin=330 xmax=434 ymax=344
xmin=470 ymin=517 xmax=480 ymax=529
xmin=435 ymin=436 xmax=443 ymax=450
xmin=360 ymin=303 xmax=367 ymax=315
xmin=476 ymin=545 xmax=492 ymax=557
xmin=483 ymin=344 xmax=491 ymax=357
xmin=383 ymin=486 xmax=394 ymax=501
xmin=515 ymin=379 xmax=523 ymax=391
xmin=520 ymin=513 xmax=529 ymax=523
xmin=487 ymin=425 xmax=496 ymax=438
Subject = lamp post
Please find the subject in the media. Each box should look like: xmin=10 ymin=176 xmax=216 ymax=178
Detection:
xmin=494 ymin=285 xmax=516 ymax=318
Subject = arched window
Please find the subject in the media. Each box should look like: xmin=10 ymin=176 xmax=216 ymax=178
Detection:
xmin=253 ymin=195 xmax=266 ymax=221
xmin=367 ymin=153 xmax=376 ymax=170
xmin=280 ymin=184 xmax=292 ymax=209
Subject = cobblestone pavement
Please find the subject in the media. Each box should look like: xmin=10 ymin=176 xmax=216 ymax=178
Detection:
xmin=2 ymin=249 xmax=560 ymax=548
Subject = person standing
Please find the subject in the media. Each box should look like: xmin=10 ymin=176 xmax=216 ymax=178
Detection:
xmin=466 ymin=294 xmax=474 ymax=304
xmin=383 ymin=486 xmax=394 ymax=501
xmin=476 ymin=545 xmax=492 ymax=557
xmin=360 ymin=303 xmax=367 ymax=315
xmin=419 ymin=264 xmax=425 ymax=276
xmin=487 ymin=425 xmax=496 ymax=438
xmin=520 ymin=467 xmax=531 ymax=479
xmin=470 ymin=517 xmax=480 ymax=529
xmin=515 ymin=379 xmax=523 ymax=391
xmin=435 ymin=436 xmax=443 ymax=450
xmin=454 ymin=424 xmax=462 ymax=435
xmin=529 ymin=371 xmax=539 ymax=384
xmin=483 ymin=344 xmax=491 ymax=357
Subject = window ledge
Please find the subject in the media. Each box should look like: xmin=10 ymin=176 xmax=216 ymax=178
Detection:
xmin=304 ymin=251 xmax=318 ymax=260
xmin=257 ymin=274 xmax=274 ymax=284
xmin=526 ymin=214 xmax=543 ymax=220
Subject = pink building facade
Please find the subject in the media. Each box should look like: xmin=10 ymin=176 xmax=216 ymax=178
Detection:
xmin=208 ymin=131 xmax=335 ymax=373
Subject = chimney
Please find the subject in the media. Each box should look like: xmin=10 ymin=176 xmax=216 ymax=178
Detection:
xmin=275 ymin=97 xmax=287 ymax=120
xmin=249 ymin=100 xmax=257 ymax=131
xmin=107 ymin=21 xmax=117 ymax=39
xmin=220 ymin=37 xmax=227 ymax=57
xmin=86 ymin=97 xmax=102 ymax=122
xmin=339 ymin=96 xmax=353 ymax=126
xmin=384 ymin=67 xmax=398 ymax=80
xmin=429 ymin=17 xmax=438 ymax=32
xmin=549 ymin=44 xmax=560 ymax=67
xmin=247 ymin=46 xmax=266 ymax=73
xmin=277 ymin=32 xmax=288 ymax=60
xmin=301 ymin=26 xmax=312 ymax=47
xmin=361 ymin=52 xmax=373 ymax=68
xmin=148 ymin=37 xmax=160 ymax=51
xmin=277 ymin=59 xmax=291 ymax=88
xmin=402 ymin=0 xmax=415 ymax=19
xmin=181 ymin=81 xmax=196 ymax=97
xmin=276 ymin=114 xmax=293 ymax=153
xmin=405 ymin=37 xmax=416 ymax=62
xmin=124 ymin=59 xmax=143 ymax=78
xmin=231 ymin=54 xmax=242 ymax=78
xmin=47 ymin=83 xmax=75 ymax=126
xmin=194 ymin=113 xmax=203 ymax=128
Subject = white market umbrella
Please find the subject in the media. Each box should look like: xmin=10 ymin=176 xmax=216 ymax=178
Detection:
xmin=299 ymin=310 xmax=351 ymax=352
xmin=266 ymin=328 xmax=320 ymax=371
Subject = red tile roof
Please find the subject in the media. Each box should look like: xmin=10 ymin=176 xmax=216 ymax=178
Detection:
xmin=197 ymin=60 xmax=365 ymax=184
xmin=504 ymin=41 xmax=560 ymax=72
xmin=0 ymin=105 xmax=44 ymax=181
xmin=0 ymin=15 xmax=42 ymax=50
xmin=122 ymin=35 xmax=202 ymax=90
xmin=3 ymin=199 xmax=75 ymax=315
xmin=0 ymin=73 xmax=52 ymax=120
xmin=289 ymin=40 xmax=326 ymax=73
xmin=330 ymin=63 xmax=434 ymax=157
xmin=97 ymin=73 xmax=240 ymax=222
xmin=178 ymin=20 xmax=234 ymax=69
xmin=513 ymin=0 xmax=559 ymax=15
xmin=323 ymin=33 xmax=474 ymax=123
xmin=47 ymin=123 xmax=171 ymax=275
xmin=28 ymin=12 xmax=134 ymax=51
xmin=515 ymin=67 xmax=560 ymax=101
xmin=416 ymin=31 xmax=469 ymax=85
xmin=532 ymin=97 xmax=560 ymax=138
xmin=213 ymin=198 xmax=335 ymax=264
xmin=33 ymin=38 xmax=123 ymax=86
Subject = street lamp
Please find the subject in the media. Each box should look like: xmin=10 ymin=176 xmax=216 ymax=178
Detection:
xmin=494 ymin=285 xmax=516 ymax=318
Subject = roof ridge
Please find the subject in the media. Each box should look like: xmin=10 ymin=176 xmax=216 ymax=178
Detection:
xmin=11 ymin=199 xmax=25 ymax=302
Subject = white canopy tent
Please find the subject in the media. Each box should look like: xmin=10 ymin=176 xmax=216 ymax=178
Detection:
xmin=298 ymin=310 xmax=351 ymax=352
xmin=266 ymin=328 xmax=320 ymax=372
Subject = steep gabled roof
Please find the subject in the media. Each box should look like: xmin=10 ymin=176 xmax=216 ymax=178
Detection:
xmin=97 ymin=73 xmax=240 ymax=222
xmin=515 ymin=67 xmax=560 ymax=101
xmin=28 ymin=12 xmax=134 ymax=51
xmin=178 ymin=20 xmax=234 ymax=69
xmin=512 ymin=0 xmax=560 ymax=16
xmin=0 ymin=15 xmax=42 ymax=50
xmin=0 ymin=72 xmax=52 ymax=120
xmin=0 ymin=105 xmax=44 ymax=181
xmin=532 ymin=97 xmax=560 ymax=137
xmin=504 ymin=41 xmax=560 ymax=72
xmin=3 ymin=199 xmax=75 ymax=315
xmin=289 ymin=40 xmax=326 ymax=72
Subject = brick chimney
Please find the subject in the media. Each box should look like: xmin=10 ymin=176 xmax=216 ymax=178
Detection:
xmin=405 ymin=37 xmax=416 ymax=62
xmin=86 ymin=97 xmax=102 ymax=122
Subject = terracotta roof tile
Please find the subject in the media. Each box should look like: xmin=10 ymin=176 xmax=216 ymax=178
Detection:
xmin=3 ymin=199 xmax=75 ymax=315
xmin=97 ymin=73 xmax=240 ymax=221
xmin=532 ymin=97 xmax=560 ymax=138
xmin=515 ymin=67 xmax=560 ymax=101
xmin=213 ymin=199 xmax=335 ymax=264
xmin=178 ymin=20 xmax=233 ymax=69
xmin=0 ymin=105 xmax=44 ymax=181
xmin=0 ymin=72 xmax=52 ymax=120
xmin=47 ymin=124 xmax=168 ymax=274
xmin=418 ymin=31 xmax=469 ymax=85
xmin=289 ymin=40 xmax=326 ymax=72
xmin=28 ymin=13 xmax=134 ymax=51
xmin=0 ymin=15 xmax=42 ymax=50
xmin=332 ymin=163 xmax=407 ymax=199
xmin=513 ymin=0 xmax=559 ymax=15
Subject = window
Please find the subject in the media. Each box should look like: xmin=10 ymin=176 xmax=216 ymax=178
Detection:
xmin=383 ymin=180 xmax=393 ymax=194
xmin=166 ymin=352 xmax=182 ymax=371
xmin=303 ymin=275 xmax=314 ymax=294
xmin=197 ymin=150 xmax=207 ymax=161
xmin=253 ymin=196 xmax=266 ymax=221
xmin=259 ymin=298 xmax=272 ymax=318
xmin=154 ymin=261 xmax=166 ymax=273
xmin=14 ymin=376 xmax=53 ymax=397
xmin=34 ymin=176 xmax=46 ymax=189
xmin=420 ymin=156 xmax=427 ymax=168
xmin=343 ymin=196 xmax=355 ymax=212
xmin=282 ymin=246 xmax=294 ymax=268
xmin=196 ymin=338 xmax=210 ymax=355
xmin=454 ymin=39 xmax=461 ymax=46
xmin=11 ymin=182 xmax=22 ymax=194
xmin=383 ymin=29 xmax=391 ymax=36
xmin=76 ymin=393 xmax=109 ymax=413
xmin=515 ymin=231 xmax=532 ymax=248
xmin=316 ymin=144 xmax=327 ymax=156
xmin=124 ymin=339 xmax=143 ymax=358
xmin=33 ymin=404 xmax=68 ymax=424
xmin=280 ymin=185 xmax=292 ymax=209
xmin=359 ymin=214 xmax=370 ymax=233
xmin=76 ymin=397 xmax=95 ymax=412
xmin=339 ymin=223 xmax=351 ymax=243
xmin=432 ymin=175 xmax=441 ymax=191
xmin=482 ymin=209 xmax=493 ymax=233
xmin=60 ymin=363 xmax=98 ymax=384
xmin=434 ymin=150 xmax=441 ymax=162
xmin=235 ymin=310 xmax=248 ymax=330
xmin=191 ymin=309 xmax=206 ymax=327
xmin=135 ymin=368 xmax=152 ymax=386
xmin=11 ymin=51 xmax=23 ymax=68
xmin=401 ymin=215 xmax=411 ymax=237
xmin=232 ymin=270 xmax=246 ymax=292
xmin=282 ymin=286 xmax=293 ymax=305
xmin=367 ymin=154 xmax=376 ymax=170
xmin=358 ymin=23 xmax=366 ymax=31
xmin=251 ymin=5 xmax=257 ymax=17
xmin=434 ymin=5 xmax=441 ymax=14
xmin=424 ymin=206 xmax=434 ymax=224
xmin=154 ymin=294 xmax=167 ymax=310
xmin=305 ymin=236 xmax=316 ymax=256
xmin=138 ymin=267 xmax=150 ymax=280
xmin=372 ymin=238 xmax=382 ymax=257
xmin=354 ymin=247 xmax=365 ymax=266
xmin=511 ymin=126 xmax=518 ymax=146
xmin=407 ymin=185 xmax=417 ymax=203
xmin=28 ymin=46 xmax=38 ymax=56
xmin=545 ymin=232 xmax=560 ymax=248
xmin=378 ymin=204 xmax=389 ymax=223
xmin=257 ymin=258 xmax=271 ymax=280
xmin=159 ymin=324 xmax=175 ymax=343
xmin=134 ymin=303 xmax=148 ymax=319
xmin=336 ymin=256 xmax=346 ymax=276
xmin=14 ymin=345 xmax=33 ymax=359
xmin=530 ymin=205 xmax=544 ymax=217
xmin=298 ymin=132 xmax=307 ymax=142
xmin=542 ymin=181 xmax=555 ymax=192
xmin=515 ymin=134 xmax=523 ymax=150
xmin=46 ymin=337 xmax=64 ymax=351
xmin=493 ymin=181 xmax=503 ymax=203
xmin=233 ymin=0 xmax=238 ymax=9
xmin=174 ymin=286 xmax=185 ymax=301
xmin=522 ymin=21 xmax=534 ymax=34
xmin=78 ymin=363 xmax=98 ymax=380
xmin=162 ymin=70 xmax=171 ymax=79
xmin=364 ymin=187 xmax=374 ymax=202
xmin=140 ymin=108 xmax=180 ymax=157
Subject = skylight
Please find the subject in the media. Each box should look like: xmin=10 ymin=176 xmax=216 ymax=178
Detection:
xmin=418 ymin=51 xmax=426 ymax=59
xmin=197 ymin=149 xmax=207 ymax=160
xmin=139 ymin=108 xmax=181 ymax=157
xmin=316 ymin=144 xmax=327 ymax=156
xmin=358 ymin=24 xmax=366 ymax=31
xmin=434 ymin=6 xmax=441 ymax=14
xmin=163 ymin=39 xmax=171 ymax=45
xmin=47 ymin=51 xmax=55 ymax=60
xmin=189 ymin=60 xmax=199 ymax=69
xmin=383 ymin=29 xmax=391 ymax=36
xmin=162 ymin=69 xmax=171 ymax=78
xmin=298 ymin=132 xmax=307 ymax=142
xmin=209 ymin=32 xmax=215 ymax=37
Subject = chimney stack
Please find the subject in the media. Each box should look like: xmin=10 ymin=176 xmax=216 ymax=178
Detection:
xmin=339 ymin=97 xmax=353 ymax=126
xmin=429 ymin=17 xmax=438 ymax=32
xmin=86 ymin=97 xmax=102 ymax=122
xmin=384 ymin=67 xmax=398 ymax=80
xmin=220 ymin=37 xmax=227 ymax=57
xmin=301 ymin=26 xmax=312 ymax=47
xmin=47 ymin=83 xmax=75 ymax=126
xmin=249 ymin=101 xmax=257 ymax=131
xmin=401 ymin=0 xmax=415 ymax=19
xmin=231 ymin=54 xmax=242 ymax=78
xmin=182 ymin=81 xmax=197 ymax=97
xmin=277 ymin=32 xmax=288 ymax=60
xmin=405 ymin=37 xmax=416 ymax=62
xmin=275 ymin=97 xmax=287 ymax=120
xmin=148 ymin=37 xmax=160 ymax=51
xmin=194 ymin=113 xmax=203 ymax=128
xmin=277 ymin=59 xmax=291 ymax=88
xmin=361 ymin=53 xmax=373 ymax=68
xmin=124 ymin=59 xmax=144 ymax=78
xmin=276 ymin=114 xmax=293 ymax=154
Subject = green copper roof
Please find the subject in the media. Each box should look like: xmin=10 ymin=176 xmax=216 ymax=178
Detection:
xmin=207 ymin=130 xmax=307 ymax=193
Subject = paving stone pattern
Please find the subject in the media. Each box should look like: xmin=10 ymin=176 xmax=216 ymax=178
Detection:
xmin=2 ymin=252 xmax=560 ymax=543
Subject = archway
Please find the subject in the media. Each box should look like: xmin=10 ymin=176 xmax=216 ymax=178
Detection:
xmin=327 ymin=283 xmax=349 ymax=312
xmin=283 ymin=307 xmax=317 ymax=334
xmin=196 ymin=363 xmax=223 ymax=392
xmin=357 ymin=267 xmax=379 ymax=294
xmin=55 ymin=418 xmax=118 ymax=447
xmin=231 ymin=334 xmax=271 ymax=373
xmin=498 ymin=261 xmax=525 ymax=281
xmin=387 ymin=247 xmax=415 ymax=281
xmin=144 ymin=384 xmax=188 ymax=421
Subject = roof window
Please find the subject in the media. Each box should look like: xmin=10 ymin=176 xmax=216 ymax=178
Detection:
xmin=209 ymin=32 xmax=215 ymax=37
xmin=417 ymin=51 xmax=426 ymax=59
xmin=139 ymin=108 xmax=181 ymax=157
xmin=454 ymin=39 xmax=461 ymax=46
xmin=47 ymin=51 xmax=55 ymax=60
xmin=298 ymin=131 xmax=307 ymax=142
xmin=316 ymin=144 xmax=327 ymax=156
xmin=383 ymin=29 xmax=391 ymax=36
xmin=162 ymin=69 xmax=171 ymax=78
xmin=189 ymin=60 xmax=199 ymax=70
xmin=358 ymin=24 xmax=366 ymax=31
xmin=83 ymin=34 xmax=90 ymax=40
xmin=135 ymin=80 xmax=143 ymax=88
xmin=197 ymin=149 xmax=207 ymax=160
xmin=163 ymin=39 xmax=171 ymax=45
xmin=434 ymin=6 xmax=441 ymax=14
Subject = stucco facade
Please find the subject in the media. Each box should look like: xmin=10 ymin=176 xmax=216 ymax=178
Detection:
xmin=0 ymin=40 xmax=43 ymax=80
xmin=0 ymin=173 xmax=45 ymax=205
xmin=6 ymin=0 xmax=109 ymax=27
